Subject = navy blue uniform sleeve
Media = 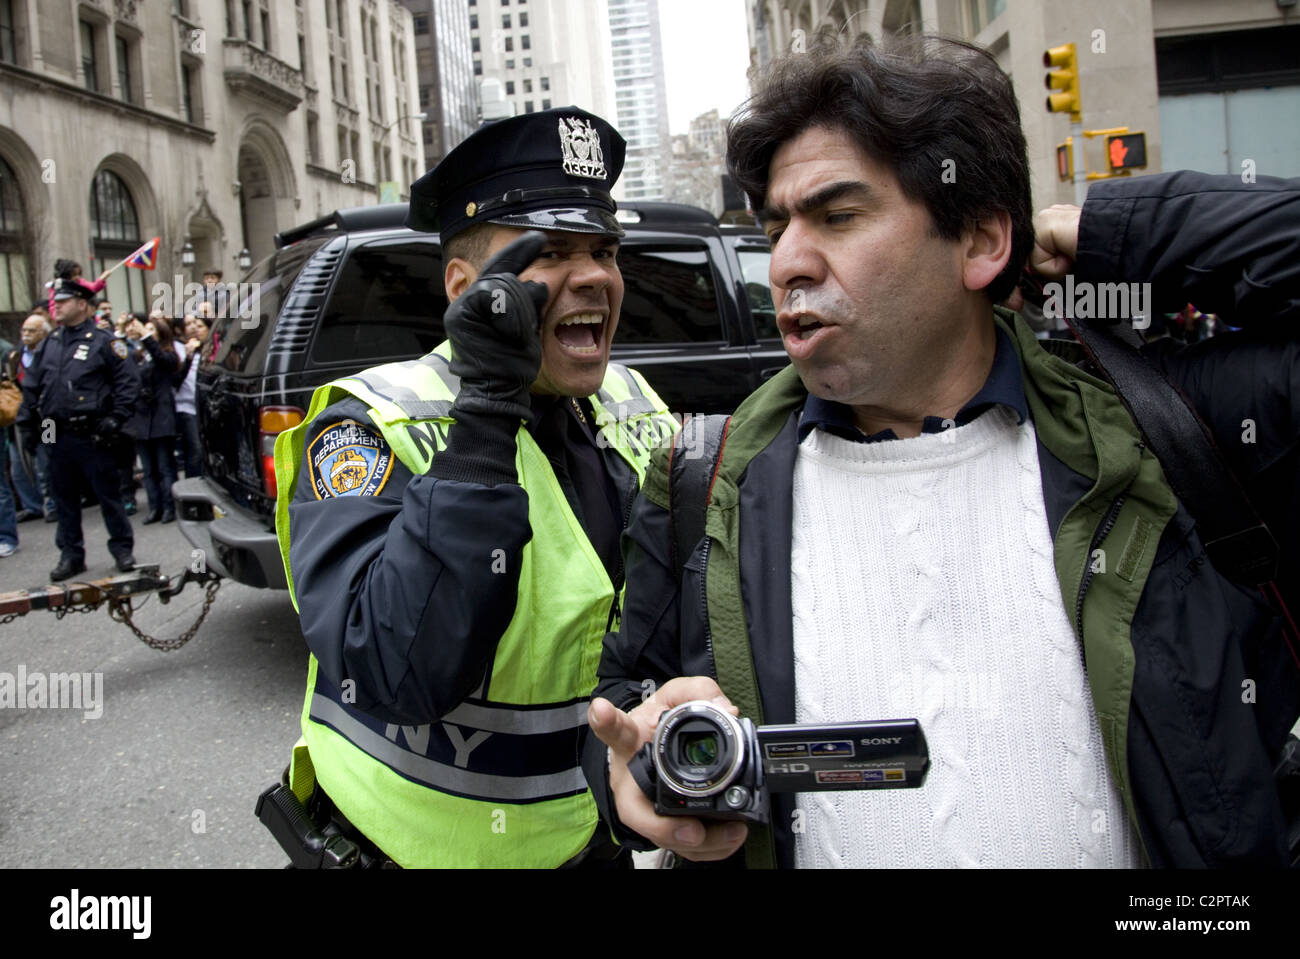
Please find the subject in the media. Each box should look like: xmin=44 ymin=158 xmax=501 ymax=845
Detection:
xmin=582 ymin=488 xmax=688 ymax=850
xmin=104 ymin=335 xmax=139 ymax=420
xmin=288 ymin=397 xmax=532 ymax=726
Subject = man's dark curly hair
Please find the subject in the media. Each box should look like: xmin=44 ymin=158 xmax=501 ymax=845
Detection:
xmin=727 ymin=31 xmax=1033 ymax=302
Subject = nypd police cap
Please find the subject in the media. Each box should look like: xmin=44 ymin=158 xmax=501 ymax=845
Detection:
xmin=52 ymin=279 xmax=95 ymax=301
xmin=407 ymin=106 xmax=626 ymax=246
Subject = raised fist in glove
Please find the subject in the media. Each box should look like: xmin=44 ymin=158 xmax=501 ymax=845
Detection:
xmin=444 ymin=231 xmax=552 ymax=422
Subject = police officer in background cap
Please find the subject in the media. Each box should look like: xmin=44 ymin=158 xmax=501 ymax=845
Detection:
xmin=268 ymin=107 xmax=679 ymax=867
xmin=19 ymin=279 xmax=138 ymax=580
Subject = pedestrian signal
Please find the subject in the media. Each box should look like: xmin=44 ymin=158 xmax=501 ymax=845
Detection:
xmin=1056 ymin=141 xmax=1073 ymax=182
xmin=1105 ymin=132 xmax=1147 ymax=172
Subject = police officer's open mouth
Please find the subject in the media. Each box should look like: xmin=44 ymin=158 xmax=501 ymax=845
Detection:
xmin=553 ymin=312 xmax=605 ymax=354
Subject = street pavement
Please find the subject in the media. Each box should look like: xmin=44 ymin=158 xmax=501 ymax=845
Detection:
xmin=0 ymin=489 xmax=305 ymax=868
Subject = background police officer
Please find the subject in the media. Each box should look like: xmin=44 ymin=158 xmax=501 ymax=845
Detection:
xmin=20 ymin=280 xmax=138 ymax=580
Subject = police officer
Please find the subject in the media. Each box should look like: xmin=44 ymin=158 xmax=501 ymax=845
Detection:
xmin=271 ymin=107 xmax=680 ymax=867
xmin=20 ymin=280 xmax=138 ymax=580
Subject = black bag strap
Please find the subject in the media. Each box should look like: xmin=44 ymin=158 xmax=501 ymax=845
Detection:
xmin=667 ymin=414 xmax=731 ymax=582
xmin=1066 ymin=316 xmax=1279 ymax=587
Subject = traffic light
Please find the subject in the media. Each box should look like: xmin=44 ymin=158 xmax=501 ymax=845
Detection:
xmin=1044 ymin=43 xmax=1080 ymax=120
xmin=1105 ymin=132 xmax=1147 ymax=172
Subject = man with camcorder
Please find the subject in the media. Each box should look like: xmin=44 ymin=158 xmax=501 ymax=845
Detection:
xmin=585 ymin=33 xmax=1300 ymax=868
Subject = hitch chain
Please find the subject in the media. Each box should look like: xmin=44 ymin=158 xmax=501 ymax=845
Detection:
xmin=108 ymin=577 xmax=223 ymax=652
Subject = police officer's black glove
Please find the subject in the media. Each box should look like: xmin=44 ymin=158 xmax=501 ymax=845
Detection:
xmin=443 ymin=231 xmax=550 ymax=423
xmin=93 ymin=415 xmax=122 ymax=449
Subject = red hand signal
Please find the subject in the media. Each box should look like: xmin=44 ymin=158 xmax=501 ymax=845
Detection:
xmin=1109 ymin=138 xmax=1129 ymax=169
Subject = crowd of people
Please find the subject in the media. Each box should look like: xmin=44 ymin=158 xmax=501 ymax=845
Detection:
xmin=0 ymin=260 xmax=217 ymax=567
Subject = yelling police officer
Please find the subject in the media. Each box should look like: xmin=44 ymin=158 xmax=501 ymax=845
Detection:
xmin=20 ymin=279 xmax=138 ymax=580
xmin=269 ymin=107 xmax=679 ymax=867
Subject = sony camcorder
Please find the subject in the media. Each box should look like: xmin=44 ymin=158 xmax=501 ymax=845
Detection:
xmin=627 ymin=700 xmax=930 ymax=824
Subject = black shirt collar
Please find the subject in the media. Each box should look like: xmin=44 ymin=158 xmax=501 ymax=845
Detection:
xmin=797 ymin=324 xmax=1028 ymax=444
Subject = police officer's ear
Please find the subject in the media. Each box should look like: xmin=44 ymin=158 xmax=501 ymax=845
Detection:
xmin=443 ymin=256 xmax=480 ymax=305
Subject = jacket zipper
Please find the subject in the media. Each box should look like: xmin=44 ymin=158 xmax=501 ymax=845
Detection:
xmin=1075 ymin=493 xmax=1127 ymax=640
xmin=700 ymin=536 xmax=718 ymax=680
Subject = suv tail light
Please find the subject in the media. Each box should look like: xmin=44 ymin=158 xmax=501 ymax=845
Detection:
xmin=259 ymin=406 xmax=305 ymax=498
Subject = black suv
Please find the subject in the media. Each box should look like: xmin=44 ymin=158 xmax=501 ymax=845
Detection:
xmin=174 ymin=201 xmax=784 ymax=589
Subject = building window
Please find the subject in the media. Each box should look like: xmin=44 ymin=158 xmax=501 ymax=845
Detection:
xmin=523 ymin=78 xmax=532 ymax=93
xmin=116 ymin=34 xmax=135 ymax=104
xmin=471 ymin=36 xmax=479 ymax=53
xmin=80 ymin=21 xmax=99 ymax=92
xmin=89 ymin=169 xmax=146 ymax=311
xmin=505 ymin=58 xmax=514 ymax=69
xmin=469 ymin=13 xmax=478 ymax=30
xmin=181 ymin=63 xmax=201 ymax=123
xmin=541 ymin=76 xmax=549 ymax=91
xmin=307 ymin=112 xmax=320 ymax=163
xmin=259 ymin=0 xmax=272 ymax=51
xmin=0 ymin=0 xmax=16 ymax=65
xmin=242 ymin=0 xmax=253 ymax=41
xmin=521 ymin=34 xmax=529 ymax=50
xmin=524 ymin=100 xmax=534 ymax=114
xmin=474 ymin=60 xmax=482 ymax=76
xmin=523 ymin=57 xmax=531 ymax=67
xmin=414 ymin=14 xmax=428 ymax=34
xmin=0 ymin=155 xmax=31 ymax=315
xmin=505 ymin=36 xmax=513 ymax=51
xmin=505 ymin=80 xmax=515 ymax=95
xmin=520 ymin=12 xmax=529 ymax=27
xmin=542 ymin=98 xmax=550 ymax=110
xmin=502 ymin=14 xmax=511 ymax=29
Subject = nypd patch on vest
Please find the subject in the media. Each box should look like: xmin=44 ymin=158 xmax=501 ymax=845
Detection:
xmin=307 ymin=420 xmax=394 ymax=499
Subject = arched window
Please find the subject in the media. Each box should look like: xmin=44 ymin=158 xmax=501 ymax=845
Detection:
xmin=88 ymin=168 xmax=146 ymax=310
xmin=0 ymin=154 xmax=31 ymax=320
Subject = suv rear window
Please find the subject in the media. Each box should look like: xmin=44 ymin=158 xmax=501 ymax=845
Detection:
xmin=206 ymin=238 xmax=328 ymax=374
xmin=616 ymin=244 xmax=722 ymax=344
xmin=311 ymin=239 xmax=449 ymax=365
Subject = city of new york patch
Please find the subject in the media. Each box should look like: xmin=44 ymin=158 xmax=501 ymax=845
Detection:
xmin=306 ymin=420 xmax=395 ymax=499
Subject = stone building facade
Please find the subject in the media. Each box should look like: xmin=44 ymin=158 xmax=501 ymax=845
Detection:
xmin=0 ymin=0 xmax=424 ymax=336
xmin=743 ymin=0 xmax=1299 ymax=214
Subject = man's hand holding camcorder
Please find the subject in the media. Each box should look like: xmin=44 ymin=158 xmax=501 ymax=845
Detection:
xmin=444 ymin=230 xmax=552 ymax=424
xmin=588 ymin=676 xmax=749 ymax=862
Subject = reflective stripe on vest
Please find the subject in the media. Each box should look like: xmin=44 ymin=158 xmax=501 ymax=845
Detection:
xmin=274 ymin=341 xmax=678 ymax=866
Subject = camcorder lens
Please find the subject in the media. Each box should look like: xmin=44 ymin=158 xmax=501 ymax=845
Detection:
xmin=682 ymin=732 xmax=719 ymax=767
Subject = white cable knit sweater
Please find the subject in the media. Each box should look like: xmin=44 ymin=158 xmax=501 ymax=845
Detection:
xmin=790 ymin=408 xmax=1140 ymax=868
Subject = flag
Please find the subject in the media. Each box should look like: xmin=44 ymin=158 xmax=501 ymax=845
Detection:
xmin=124 ymin=236 xmax=161 ymax=270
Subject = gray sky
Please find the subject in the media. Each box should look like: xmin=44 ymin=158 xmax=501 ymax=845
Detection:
xmin=657 ymin=0 xmax=752 ymax=135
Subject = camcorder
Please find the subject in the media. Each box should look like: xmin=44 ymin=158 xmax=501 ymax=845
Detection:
xmin=627 ymin=700 xmax=929 ymax=824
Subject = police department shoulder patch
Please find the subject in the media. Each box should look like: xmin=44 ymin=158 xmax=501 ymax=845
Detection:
xmin=111 ymin=339 xmax=129 ymax=359
xmin=306 ymin=419 xmax=395 ymax=499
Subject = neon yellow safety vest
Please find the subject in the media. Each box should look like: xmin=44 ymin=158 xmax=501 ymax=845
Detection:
xmin=273 ymin=340 xmax=678 ymax=867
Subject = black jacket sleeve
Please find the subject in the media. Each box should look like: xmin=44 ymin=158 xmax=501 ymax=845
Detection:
xmin=1076 ymin=170 xmax=1300 ymax=598
xmin=1075 ymin=170 xmax=1299 ymax=327
xmin=287 ymin=398 xmax=533 ymax=726
xmin=582 ymin=487 xmax=692 ymax=850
